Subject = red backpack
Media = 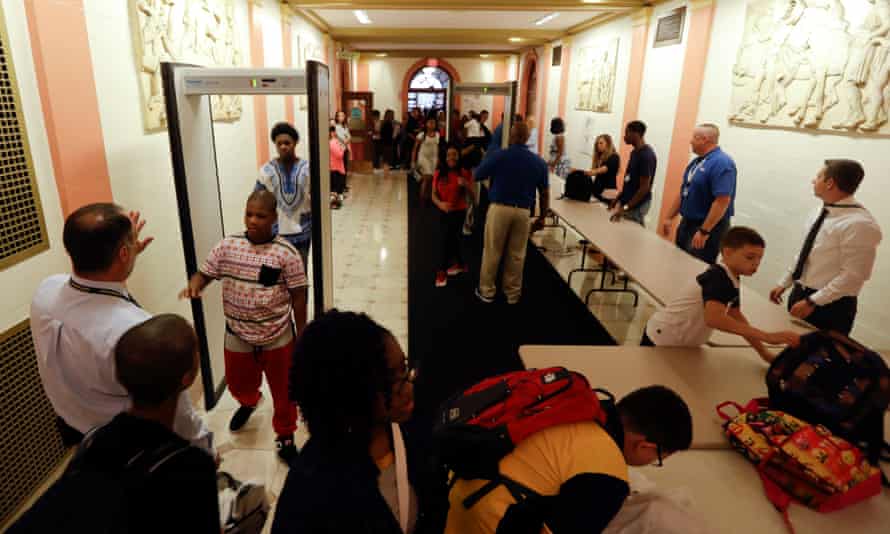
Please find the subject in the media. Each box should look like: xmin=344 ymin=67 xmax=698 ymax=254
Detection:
xmin=434 ymin=367 xmax=616 ymax=508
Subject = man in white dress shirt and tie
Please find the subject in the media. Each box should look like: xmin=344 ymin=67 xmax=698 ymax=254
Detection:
xmin=770 ymin=160 xmax=882 ymax=335
xmin=30 ymin=203 xmax=211 ymax=450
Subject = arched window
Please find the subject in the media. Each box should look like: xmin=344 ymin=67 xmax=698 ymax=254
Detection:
xmin=408 ymin=66 xmax=450 ymax=113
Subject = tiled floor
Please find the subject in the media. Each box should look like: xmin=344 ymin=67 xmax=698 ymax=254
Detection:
xmin=207 ymin=171 xmax=409 ymax=532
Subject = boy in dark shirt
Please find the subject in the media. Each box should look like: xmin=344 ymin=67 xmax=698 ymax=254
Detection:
xmin=9 ymin=315 xmax=220 ymax=534
xmin=611 ymin=120 xmax=657 ymax=227
xmin=643 ymin=227 xmax=800 ymax=362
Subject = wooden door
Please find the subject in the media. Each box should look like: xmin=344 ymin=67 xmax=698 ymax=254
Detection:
xmin=341 ymin=92 xmax=373 ymax=172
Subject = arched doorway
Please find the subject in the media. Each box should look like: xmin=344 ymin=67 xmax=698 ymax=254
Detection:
xmin=400 ymin=58 xmax=461 ymax=120
xmin=407 ymin=66 xmax=451 ymax=114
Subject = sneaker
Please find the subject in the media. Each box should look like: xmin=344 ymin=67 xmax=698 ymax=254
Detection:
xmin=229 ymin=396 xmax=263 ymax=432
xmin=475 ymin=288 xmax=494 ymax=303
xmin=446 ymin=264 xmax=467 ymax=276
xmin=435 ymin=271 xmax=447 ymax=287
xmin=276 ymin=434 xmax=299 ymax=463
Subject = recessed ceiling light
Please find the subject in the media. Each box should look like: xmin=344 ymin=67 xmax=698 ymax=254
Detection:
xmin=534 ymin=12 xmax=560 ymax=26
xmin=508 ymin=37 xmax=522 ymax=43
xmin=376 ymin=53 xmax=388 ymax=58
xmin=353 ymin=10 xmax=372 ymax=24
xmin=480 ymin=54 xmax=490 ymax=58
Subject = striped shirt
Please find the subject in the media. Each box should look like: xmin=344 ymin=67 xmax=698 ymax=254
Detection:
xmin=201 ymin=234 xmax=307 ymax=345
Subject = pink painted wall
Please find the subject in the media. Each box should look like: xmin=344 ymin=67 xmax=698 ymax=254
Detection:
xmin=557 ymin=43 xmax=572 ymax=120
xmin=537 ymin=46 xmax=551 ymax=156
xmin=248 ymin=2 xmax=269 ymax=168
xmin=617 ymin=14 xmax=652 ymax=193
xmin=491 ymin=59 xmax=507 ymax=125
xmin=282 ymin=17 xmax=295 ymax=125
xmin=25 ymin=0 xmax=112 ymax=216
xmin=658 ymin=2 xmax=717 ymax=232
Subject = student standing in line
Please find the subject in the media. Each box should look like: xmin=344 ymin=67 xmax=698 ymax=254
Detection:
xmin=330 ymin=126 xmax=347 ymax=210
xmin=256 ymin=122 xmax=312 ymax=268
xmin=181 ymin=191 xmax=307 ymax=463
xmin=9 ymin=315 xmax=220 ymax=534
xmin=432 ymin=145 xmax=474 ymax=288
xmin=769 ymin=160 xmax=882 ymax=335
xmin=479 ymin=110 xmax=492 ymax=149
xmin=30 ymin=203 xmax=210 ymax=450
xmin=575 ymin=133 xmax=620 ymax=202
xmin=475 ymin=123 xmax=549 ymax=305
xmin=334 ymin=110 xmax=352 ymax=177
xmin=445 ymin=386 xmax=693 ymax=534
xmin=547 ymin=117 xmax=571 ymax=179
xmin=610 ymin=121 xmax=656 ymax=227
xmin=413 ymin=117 xmax=441 ymax=203
xmin=404 ymin=108 xmax=423 ymax=169
xmin=643 ymin=227 xmax=800 ymax=363
xmin=273 ymin=310 xmax=418 ymax=534
xmin=371 ymin=109 xmax=383 ymax=172
xmin=381 ymin=109 xmax=396 ymax=176
xmin=660 ymin=124 xmax=738 ymax=264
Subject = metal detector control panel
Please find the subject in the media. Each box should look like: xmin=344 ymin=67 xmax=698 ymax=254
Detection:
xmin=182 ymin=67 xmax=307 ymax=95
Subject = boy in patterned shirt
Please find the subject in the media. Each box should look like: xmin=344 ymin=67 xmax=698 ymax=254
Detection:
xmin=181 ymin=190 xmax=307 ymax=462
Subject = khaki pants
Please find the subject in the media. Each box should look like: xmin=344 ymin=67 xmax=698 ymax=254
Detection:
xmin=479 ymin=203 xmax=531 ymax=303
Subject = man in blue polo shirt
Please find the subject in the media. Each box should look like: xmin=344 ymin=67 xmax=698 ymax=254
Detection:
xmin=474 ymin=122 xmax=549 ymax=304
xmin=661 ymin=123 xmax=737 ymax=264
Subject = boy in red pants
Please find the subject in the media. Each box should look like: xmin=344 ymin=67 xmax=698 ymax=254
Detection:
xmin=181 ymin=190 xmax=307 ymax=462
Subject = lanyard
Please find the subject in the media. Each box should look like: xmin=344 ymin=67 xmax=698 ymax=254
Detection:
xmin=69 ymin=278 xmax=140 ymax=308
xmin=682 ymin=155 xmax=710 ymax=194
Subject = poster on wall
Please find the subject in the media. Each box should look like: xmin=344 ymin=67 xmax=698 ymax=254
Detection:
xmin=573 ymin=38 xmax=619 ymax=113
xmin=654 ymin=7 xmax=686 ymax=48
xmin=729 ymin=0 xmax=890 ymax=135
xmin=131 ymin=0 xmax=243 ymax=132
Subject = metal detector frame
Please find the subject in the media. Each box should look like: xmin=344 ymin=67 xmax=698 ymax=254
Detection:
xmin=161 ymin=61 xmax=332 ymax=410
xmin=445 ymin=81 xmax=518 ymax=148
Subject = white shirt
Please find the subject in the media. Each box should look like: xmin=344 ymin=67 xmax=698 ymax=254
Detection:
xmin=646 ymin=263 xmax=740 ymax=347
xmin=465 ymin=119 xmax=482 ymax=138
xmin=258 ymin=158 xmax=312 ymax=236
xmin=31 ymin=274 xmax=212 ymax=450
xmin=778 ymin=196 xmax=883 ymax=306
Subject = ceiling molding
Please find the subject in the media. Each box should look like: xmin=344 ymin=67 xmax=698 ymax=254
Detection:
xmin=289 ymin=0 xmax=645 ymax=12
xmin=330 ymin=27 xmax=561 ymax=46
xmin=356 ymin=49 xmax=519 ymax=58
xmin=564 ymin=11 xmax=625 ymax=35
xmin=283 ymin=3 xmax=332 ymax=33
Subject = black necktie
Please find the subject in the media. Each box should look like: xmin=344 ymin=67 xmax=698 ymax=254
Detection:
xmin=791 ymin=208 xmax=829 ymax=281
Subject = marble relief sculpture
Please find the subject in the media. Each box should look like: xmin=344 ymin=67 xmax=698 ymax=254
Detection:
xmin=730 ymin=0 xmax=890 ymax=135
xmin=131 ymin=0 xmax=243 ymax=132
xmin=574 ymin=38 xmax=619 ymax=113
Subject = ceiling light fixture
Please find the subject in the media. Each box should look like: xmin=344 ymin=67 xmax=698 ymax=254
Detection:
xmin=480 ymin=54 xmax=490 ymax=58
xmin=508 ymin=37 xmax=522 ymax=43
xmin=376 ymin=53 xmax=388 ymax=57
xmin=353 ymin=10 xmax=372 ymax=24
xmin=534 ymin=12 xmax=560 ymax=26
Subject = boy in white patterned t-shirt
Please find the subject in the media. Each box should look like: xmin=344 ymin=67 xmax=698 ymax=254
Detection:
xmin=181 ymin=190 xmax=307 ymax=462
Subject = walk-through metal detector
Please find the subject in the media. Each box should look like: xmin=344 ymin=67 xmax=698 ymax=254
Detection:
xmin=445 ymin=81 xmax=518 ymax=148
xmin=161 ymin=61 xmax=332 ymax=410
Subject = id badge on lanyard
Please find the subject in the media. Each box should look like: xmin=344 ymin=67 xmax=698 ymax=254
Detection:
xmin=682 ymin=157 xmax=707 ymax=198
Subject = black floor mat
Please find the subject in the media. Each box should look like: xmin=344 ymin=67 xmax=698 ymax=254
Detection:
xmin=406 ymin=176 xmax=616 ymax=425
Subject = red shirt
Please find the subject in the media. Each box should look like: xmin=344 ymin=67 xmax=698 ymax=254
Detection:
xmin=433 ymin=168 xmax=474 ymax=211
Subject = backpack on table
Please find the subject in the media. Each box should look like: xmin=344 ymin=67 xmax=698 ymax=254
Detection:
xmin=434 ymin=367 xmax=618 ymax=512
xmin=717 ymin=401 xmax=883 ymax=533
xmin=563 ymin=170 xmax=594 ymax=202
xmin=765 ymin=330 xmax=890 ymax=478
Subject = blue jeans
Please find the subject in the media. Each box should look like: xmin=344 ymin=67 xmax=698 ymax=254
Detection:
xmin=624 ymin=198 xmax=651 ymax=227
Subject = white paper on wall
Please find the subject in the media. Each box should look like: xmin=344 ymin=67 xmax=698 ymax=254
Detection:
xmin=574 ymin=38 xmax=620 ymax=113
xmin=729 ymin=0 xmax=890 ymax=135
xmin=131 ymin=0 xmax=244 ymax=132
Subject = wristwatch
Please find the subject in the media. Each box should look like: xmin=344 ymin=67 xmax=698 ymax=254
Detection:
xmin=698 ymin=227 xmax=711 ymax=235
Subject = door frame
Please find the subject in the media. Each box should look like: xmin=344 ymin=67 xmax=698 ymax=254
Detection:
xmin=341 ymin=91 xmax=373 ymax=170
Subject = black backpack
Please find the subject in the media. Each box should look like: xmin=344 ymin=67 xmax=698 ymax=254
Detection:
xmin=7 ymin=430 xmax=189 ymax=533
xmin=563 ymin=170 xmax=594 ymax=202
xmin=766 ymin=330 xmax=890 ymax=481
